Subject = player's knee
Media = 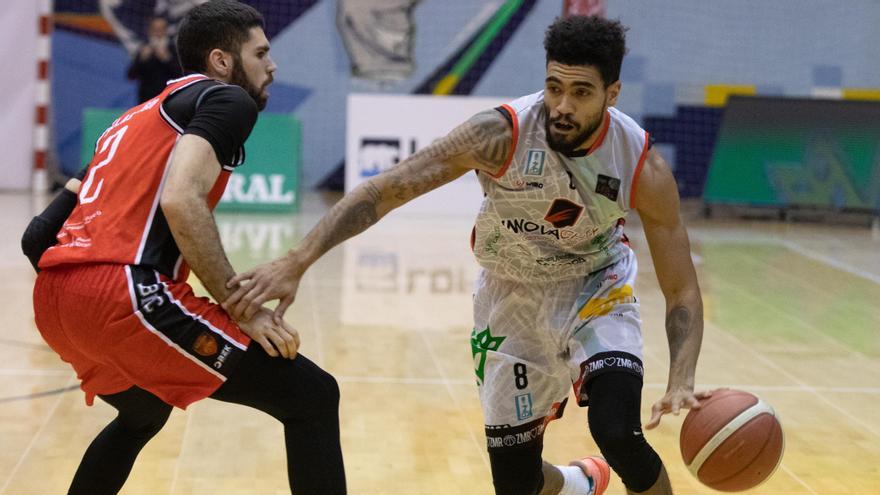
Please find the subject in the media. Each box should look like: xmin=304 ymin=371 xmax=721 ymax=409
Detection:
xmin=313 ymin=366 xmax=340 ymax=412
xmin=589 ymin=415 xmax=661 ymax=492
xmin=586 ymin=372 xmax=662 ymax=492
xmin=288 ymin=358 xmax=340 ymax=416
xmin=118 ymin=402 xmax=172 ymax=440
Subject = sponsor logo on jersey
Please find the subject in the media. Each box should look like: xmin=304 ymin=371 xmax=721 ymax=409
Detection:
xmin=515 ymin=393 xmax=533 ymax=420
xmin=535 ymin=254 xmax=587 ymax=266
xmin=192 ymin=332 xmax=219 ymax=357
xmin=501 ymin=218 xmax=583 ymax=241
xmin=510 ymin=179 xmax=544 ymax=189
xmin=544 ymin=198 xmax=584 ymax=228
xmin=524 ymin=149 xmax=546 ymax=176
xmin=595 ymin=174 xmax=621 ymax=201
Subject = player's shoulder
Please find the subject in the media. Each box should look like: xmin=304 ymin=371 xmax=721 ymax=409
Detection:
xmin=195 ymin=83 xmax=257 ymax=113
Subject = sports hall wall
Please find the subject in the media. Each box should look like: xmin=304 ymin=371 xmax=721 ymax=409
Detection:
xmin=46 ymin=0 xmax=880 ymax=194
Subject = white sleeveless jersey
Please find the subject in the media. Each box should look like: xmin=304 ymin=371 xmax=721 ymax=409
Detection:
xmin=472 ymin=90 xmax=650 ymax=282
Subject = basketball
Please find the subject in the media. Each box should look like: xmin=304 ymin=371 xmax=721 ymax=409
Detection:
xmin=679 ymin=389 xmax=784 ymax=491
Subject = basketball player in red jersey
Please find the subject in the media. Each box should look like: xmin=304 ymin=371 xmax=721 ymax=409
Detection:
xmin=24 ymin=1 xmax=345 ymax=493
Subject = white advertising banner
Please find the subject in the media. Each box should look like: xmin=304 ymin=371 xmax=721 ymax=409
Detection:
xmin=346 ymin=93 xmax=511 ymax=217
xmin=340 ymin=217 xmax=478 ymax=329
xmin=0 ymin=1 xmax=39 ymax=190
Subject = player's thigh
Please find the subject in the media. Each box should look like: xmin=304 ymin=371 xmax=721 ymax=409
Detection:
xmin=210 ymin=345 xmax=339 ymax=422
xmin=566 ymin=249 xmax=645 ymax=406
xmin=473 ymin=271 xmax=570 ymax=446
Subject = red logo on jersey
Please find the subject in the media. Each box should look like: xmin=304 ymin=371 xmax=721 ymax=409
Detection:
xmin=544 ymin=199 xmax=583 ymax=228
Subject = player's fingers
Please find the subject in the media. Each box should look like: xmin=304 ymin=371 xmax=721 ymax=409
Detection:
xmin=229 ymin=285 xmax=263 ymax=320
xmin=254 ymin=335 xmax=278 ymax=357
xmin=241 ymin=294 xmax=270 ymax=322
xmin=645 ymin=411 xmax=662 ymax=429
xmin=696 ymin=389 xmax=716 ymax=399
xmin=265 ymin=329 xmax=290 ymax=358
xmin=686 ymin=395 xmax=703 ymax=409
xmin=222 ymin=287 xmax=244 ymax=313
xmin=273 ymin=295 xmax=295 ymax=325
xmin=281 ymin=326 xmax=300 ymax=359
xmin=227 ymin=270 xmax=255 ymax=289
xmin=645 ymin=402 xmax=664 ymax=429
xmin=671 ymin=399 xmax=682 ymax=416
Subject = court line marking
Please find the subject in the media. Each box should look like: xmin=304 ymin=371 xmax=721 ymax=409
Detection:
xmin=781 ymin=240 xmax=880 ymax=286
xmin=332 ymin=375 xmax=880 ymax=394
xmin=780 ymin=464 xmax=819 ymax=495
xmin=0 ymin=385 xmax=80 ymax=404
xmin=0 ymin=375 xmax=74 ymax=495
xmin=169 ymin=404 xmax=195 ymax=495
xmin=713 ymin=256 xmax=878 ymax=366
xmin=0 ymin=368 xmax=72 ymax=376
xmin=0 ymin=338 xmax=54 ymax=352
xmin=705 ymin=321 xmax=831 ymax=494
xmin=706 ymin=319 xmax=880 ymax=438
xmin=413 ymin=324 xmax=491 ymax=470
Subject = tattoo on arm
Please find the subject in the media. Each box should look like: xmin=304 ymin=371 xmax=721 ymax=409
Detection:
xmin=324 ymin=182 xmax=381 ymax=250
xmin=665 ymin=305 xmax=691 ymax=363
xmin=423 ymin=109 xmax=512 ymax=172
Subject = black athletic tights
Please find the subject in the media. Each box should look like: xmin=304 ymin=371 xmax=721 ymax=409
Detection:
xmin=67 ymin=345 xmax=346 ymax=495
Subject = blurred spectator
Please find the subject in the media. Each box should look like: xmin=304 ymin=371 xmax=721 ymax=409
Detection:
xmin=126 ymin=17 xmax=181 ymax=102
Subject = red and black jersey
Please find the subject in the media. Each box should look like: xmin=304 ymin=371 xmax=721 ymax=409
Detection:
xmin=40 ymin=74 xmax=257 ymax=282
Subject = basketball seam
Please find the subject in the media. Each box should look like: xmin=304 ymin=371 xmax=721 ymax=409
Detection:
xmin=686 ymin=399 xmax=776 ymax=478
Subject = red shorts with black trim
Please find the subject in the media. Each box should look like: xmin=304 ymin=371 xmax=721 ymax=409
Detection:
xmin=33 ymin=263 xmax=251 ymax=409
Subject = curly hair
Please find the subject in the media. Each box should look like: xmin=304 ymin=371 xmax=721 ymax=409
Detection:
xmin=176 ymin=0 xmax=264 ymax=74
xmin=543 ymin=16 xmax=628 ymax=87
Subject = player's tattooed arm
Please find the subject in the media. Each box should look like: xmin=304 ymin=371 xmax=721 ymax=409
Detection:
xmin=223 ymin=109 xmax=512 ymax=322
xmin=293 ymin=108 xmax=512 ymax=267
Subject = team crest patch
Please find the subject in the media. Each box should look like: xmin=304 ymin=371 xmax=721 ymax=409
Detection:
xmin=544 ymin=198 xmax=584 ymax=228
xmin=193 ymin=332 xmax=218 ymax=357
xmin=524 ymin=149 xmax=546 ymax=176
xmin=595 ymin=174 xmax=621 ymax=201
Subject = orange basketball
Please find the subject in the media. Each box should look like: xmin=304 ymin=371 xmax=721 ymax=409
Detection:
xmin=679 ymin=389 xmax=784 ymax=491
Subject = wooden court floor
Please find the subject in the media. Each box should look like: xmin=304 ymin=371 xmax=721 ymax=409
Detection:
xmin=1 ymin=191 xmax=878 ymax=494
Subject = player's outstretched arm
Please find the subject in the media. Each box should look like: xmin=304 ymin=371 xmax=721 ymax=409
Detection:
xmin=634 ymin=149 xmax=707 ymax=429
xmin=223 ymin=108 xmax=513 ymax=322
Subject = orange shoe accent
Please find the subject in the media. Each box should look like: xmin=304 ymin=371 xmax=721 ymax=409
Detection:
xmin=569 ymin=456 xmax=610 ymax=495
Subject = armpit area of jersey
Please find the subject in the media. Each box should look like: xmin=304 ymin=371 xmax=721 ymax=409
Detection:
xmin=163 ymin=81 xmax=258 ymax=168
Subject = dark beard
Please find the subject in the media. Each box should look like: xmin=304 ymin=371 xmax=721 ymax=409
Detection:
xmin=229 ymin=56 xmax=268 ymax=111
xmin=544 ymin=109 xmax=604 ymax=153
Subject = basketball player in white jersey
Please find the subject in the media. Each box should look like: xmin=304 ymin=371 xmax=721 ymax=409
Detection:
xmin=225 ymin=16 xmax=710 ymax=495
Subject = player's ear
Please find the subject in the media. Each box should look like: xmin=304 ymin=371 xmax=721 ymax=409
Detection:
xmin=605 ymin=80 xmax=621 ymax=106
xmin=206 ymin=48 xmax=233 ymax=79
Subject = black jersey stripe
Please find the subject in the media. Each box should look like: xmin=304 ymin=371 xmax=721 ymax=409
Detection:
xmin=125 ymin=265 xmax=246 ymax=378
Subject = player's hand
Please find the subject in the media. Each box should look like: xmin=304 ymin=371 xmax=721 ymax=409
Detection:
xmin=236 ymin=308 xmax=300 ymax=359
xmin=645 ymin=386 xmax=715 ymax=429
xmin=224 ymin=256 xmax=303 ymax=324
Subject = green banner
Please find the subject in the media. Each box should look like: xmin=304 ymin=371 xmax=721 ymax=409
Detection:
xmin=704 ymin=96 xmax=880 ymax=212
xmin=82 ymin=108 xmax=300 ymax=212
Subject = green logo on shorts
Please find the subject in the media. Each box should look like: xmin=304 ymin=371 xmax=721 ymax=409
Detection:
xmin=471 ymin=326 xmax=506 ymax=385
